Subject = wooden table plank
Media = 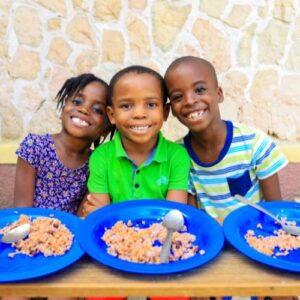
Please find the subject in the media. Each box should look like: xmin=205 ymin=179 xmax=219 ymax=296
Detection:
xmin=1 ymin=247 xmax=300 ymax=297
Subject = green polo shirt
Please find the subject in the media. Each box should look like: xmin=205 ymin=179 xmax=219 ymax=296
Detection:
xmin=88 ymin=131 xmax=190 ymax=203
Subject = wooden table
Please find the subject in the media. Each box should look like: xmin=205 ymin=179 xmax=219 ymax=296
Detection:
xmin=1 ymin=245 xmax=300 ymax=298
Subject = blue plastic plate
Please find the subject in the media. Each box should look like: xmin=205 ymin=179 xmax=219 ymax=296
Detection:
xmin=78 ymin=199 xmax=224 ymax=274
xmin=223 ymin=201 xmax=300 ymax=272
xmin=0 ymin=208 xmax=84 ymax=282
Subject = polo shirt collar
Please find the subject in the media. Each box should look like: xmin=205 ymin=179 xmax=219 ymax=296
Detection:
xmin=114 ymin=131 xmax=128 ymax=158
xmin=114 ymin=131 xmax=167 ymax=163
xmin=153 ymin=132 xmax=167 ymax=163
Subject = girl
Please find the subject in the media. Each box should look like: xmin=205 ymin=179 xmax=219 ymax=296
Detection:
xmin=14 ymin=73 xmax=111 ymax=213
xmin=79 ymin=65 xmax=190 ymax=217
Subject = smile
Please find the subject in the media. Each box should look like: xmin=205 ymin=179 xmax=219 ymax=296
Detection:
xmin=129 ymin=125 xmax=151 ymax=133
xmin=71 ymin=117 xmax=90 ymax=127
xmin=186 ymin=110 xmax=206 ymax=120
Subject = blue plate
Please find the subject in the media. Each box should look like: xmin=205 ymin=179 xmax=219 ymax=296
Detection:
xmin=78 ymin=199 xmax=224 ymax=274
xmin=223 ymin=201 xmax=300 ymax=272
xmin=0 ymin=208 xmax=84 ymax=282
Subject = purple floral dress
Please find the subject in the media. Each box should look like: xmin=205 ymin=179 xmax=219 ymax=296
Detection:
xmin=16 ymin=133 xmax=89 ymax=214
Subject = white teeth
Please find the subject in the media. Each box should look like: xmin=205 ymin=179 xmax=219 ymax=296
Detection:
xmin=72 ymin=117 xmax=89 ymax=127
xmin=130 ymin=125 xmax=150 ymax=133
xmin=187 ymin=111 xmax=205 ymax=120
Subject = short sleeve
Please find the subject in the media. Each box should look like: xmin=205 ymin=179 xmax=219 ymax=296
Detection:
xmin=168 ymin=145 xmax=191 ymax=190
xmin=188 ymin=173 xmax=196 ymax=195
xmin=251 ymin=130 xmax=288 ymax=180
xmin=87 ymin=146 xmax=109 ymax=193
xmin=16 ymin=133 xmax=41 ymax=168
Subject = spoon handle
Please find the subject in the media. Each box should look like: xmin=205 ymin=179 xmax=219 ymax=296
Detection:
xmin=235 ymin=194 xmax=282 ymax=225
xmin=160 ymin=230 xmax=173 ymax=263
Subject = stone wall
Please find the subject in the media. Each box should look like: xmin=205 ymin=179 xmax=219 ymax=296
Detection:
xmin=0 ymin=0 xmax=300 ymax=143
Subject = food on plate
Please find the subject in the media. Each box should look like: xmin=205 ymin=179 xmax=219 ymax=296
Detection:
xmin=102 ymin=220 xmax=203 ymax=263
xmin=0 ymin=214 xmax=73 ymax=258
xmin=245 ymin=219 xmax=300 ymax=257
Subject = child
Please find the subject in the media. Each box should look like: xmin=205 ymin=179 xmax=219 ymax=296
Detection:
xmin=14 ymin=73 xmax=111 ymax=214
xmin=79 ymin=65 xmax=191 ymax=217
xmin=164 ymin=56 xmax=288 ymax=219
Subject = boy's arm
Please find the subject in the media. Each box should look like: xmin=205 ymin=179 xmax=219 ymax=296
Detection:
xmin=187 ymin=193 xmax=197 ymax=207
xmin=259 ymin=173 xmax=282 ymax=201
xmin=167 ymin=144 xmax=191 ymax=205
xmin=14 ymin=157 xmax=35 ymax=207
xmin=80 ymin=144 xmax=111 ymax=217
xmin=166 ymin=190 xmax=187 ymax=204
xmin=77 ymin=193 xmax=110 ymax=217
xmin=251 ymin=129 xmax=288 ymax=201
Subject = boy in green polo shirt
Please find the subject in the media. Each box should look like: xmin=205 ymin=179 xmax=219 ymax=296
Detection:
xmin=79 ymin=65 xmax=191 ymax=217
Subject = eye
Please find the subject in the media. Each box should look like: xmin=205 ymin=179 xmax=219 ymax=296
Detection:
xmin=147 ymin=102 xmax=158 ymax=109
xmin=92 ymin=105 xmax=104 ymax=115
xmin=72 ymin=98 xmax=83 ymax=106
xmin=120 ymin=103 xmax=132 ymax=110
xmin=170 ymin=94 xmax=182 ymax=102
xmin=195 ymin=86 xmax=206 ymax=94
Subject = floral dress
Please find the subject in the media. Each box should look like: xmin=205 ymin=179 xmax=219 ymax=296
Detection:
xmin=16 ymin=133 xmax=89 ymax=214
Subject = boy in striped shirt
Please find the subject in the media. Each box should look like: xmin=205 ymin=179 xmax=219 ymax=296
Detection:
xmin=164 ymin=56 xmax=288 ymax=219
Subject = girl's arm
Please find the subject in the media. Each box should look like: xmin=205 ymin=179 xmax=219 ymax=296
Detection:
xmin=259 ymin=173 xmax=282 ymax=201
xmin=14 ymin=157 xmax=36 ymax=207
xmin=166 ymin=190 xmax=187 ymax=204
xmin=77 ymin=193 xmax=110 ymax=217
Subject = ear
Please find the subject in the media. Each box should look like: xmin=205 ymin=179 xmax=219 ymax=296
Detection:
xmin=169 ymin=101 xmax=178 ymax=118
xmin=102 ymin=119 xmax=113 ymax=136
xmin=217 ymin=86 xmax=224 ymax=103
xmin=163 ymin=103 xmax=170 ymax=121
xmin=106 ymin=106 xmax=116 ymax=124
xmin=59 ymin=104 xmax=66 ymax=120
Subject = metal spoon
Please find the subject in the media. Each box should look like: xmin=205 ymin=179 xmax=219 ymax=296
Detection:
xmin=160 ymin=209 xmax=184 ymax=263
xmin=1 ymin=223 xmax=31 ymax=244
xmin=235 ymin=194 xmax=300 ymax=236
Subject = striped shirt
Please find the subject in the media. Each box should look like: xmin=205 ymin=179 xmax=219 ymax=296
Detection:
xmin=180 ymin=121 xmax=288 ymax=218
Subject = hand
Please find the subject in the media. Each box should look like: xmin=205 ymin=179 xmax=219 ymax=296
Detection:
xmin=77 ymin=193 xmax=110 ymax=218
xmin=78 ymin=194 xmax=97 ymax=217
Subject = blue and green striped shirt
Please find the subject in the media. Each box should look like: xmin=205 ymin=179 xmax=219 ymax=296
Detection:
xmin=180 ymin=121 xmax=288 ymax=218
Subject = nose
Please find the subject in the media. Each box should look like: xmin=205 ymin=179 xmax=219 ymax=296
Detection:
xmin=132 ymin=105 xmax=147 ymax=119
xmin=184 ymin=92 xmax=198 ymax=106
xmin=78 ymin=105 xmax=90 ymax=115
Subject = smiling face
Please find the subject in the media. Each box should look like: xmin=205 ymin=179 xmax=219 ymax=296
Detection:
xmin=107 ymin=72 xmax=169 ymax=150
xmin=61 ymin=81 xmax=108 ymax=142
xmin=165 ymin=60 xmax=224 ymax=134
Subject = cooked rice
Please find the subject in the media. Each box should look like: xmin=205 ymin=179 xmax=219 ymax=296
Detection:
xmin=245 ymin=219 xmax=300 ymax=257
xmin=0 ymin=214 xmax=73 ymax=258
xmin=102 ymin=220 xmax=200 ymax=264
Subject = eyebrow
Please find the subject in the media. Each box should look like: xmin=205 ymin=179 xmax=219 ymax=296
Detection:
xmin=192 ymin=80 xmax=207 ymax=85
xmin=115 ymin=96 xmax=161 ymax=102
xmin=114 ymin=97 xmax=132 ymax=102
xmin=74 ymin=92 xmax=106 ymax=104
xmin=94 ymin=102 xmax=106 ymax=106
xmin=169 ymin=80 xmax=208 ymax=93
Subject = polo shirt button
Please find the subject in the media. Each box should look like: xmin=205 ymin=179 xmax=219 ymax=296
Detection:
xmin=136 ymin=170 xmax=140 ymax=174
xmin=134 ymin=183 xmax=140 ymax=188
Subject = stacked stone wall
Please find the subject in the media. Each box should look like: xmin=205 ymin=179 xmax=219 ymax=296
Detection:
xmin=0 ymin=0 xmax=299 ymax=142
